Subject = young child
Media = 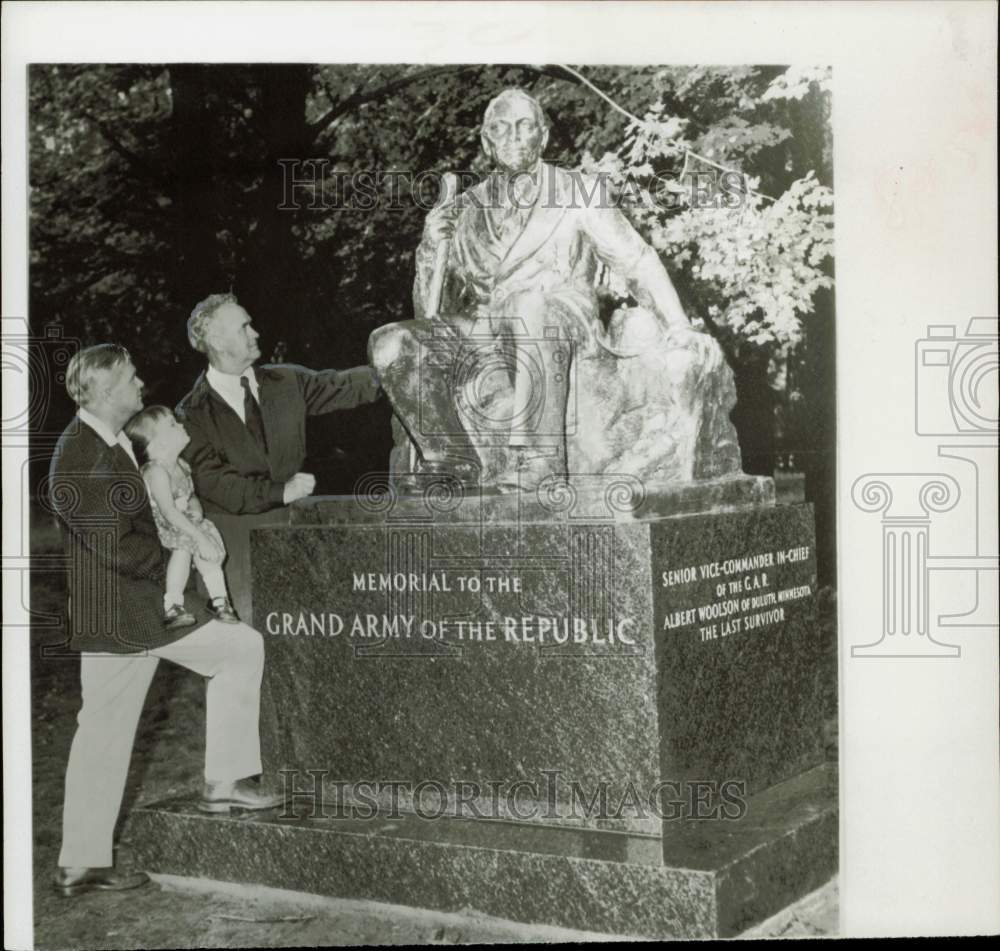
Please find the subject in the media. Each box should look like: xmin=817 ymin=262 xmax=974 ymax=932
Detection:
xmin=124 ymin=406 xmax=239 ymax=628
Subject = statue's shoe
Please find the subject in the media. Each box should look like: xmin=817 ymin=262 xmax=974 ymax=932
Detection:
xmin=53 ymin=866 xmax=150 ymax=898
xmin=398 ymin=462 xmax=482 ymax=495
xmin=497 ymin=450 xmax=566 ymax=493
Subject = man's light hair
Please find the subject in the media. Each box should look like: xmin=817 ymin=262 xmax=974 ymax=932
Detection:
xmin=188 ymin=292 xmax=237 ymax=354
xmin=65 ymin=343 xmax=131 ymax=407
xmin=482 ymin=88 xmax=550 ymax=136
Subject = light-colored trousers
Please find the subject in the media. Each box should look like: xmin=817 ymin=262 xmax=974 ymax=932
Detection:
xmin=58 ymin=620 xmax=265 ymax=868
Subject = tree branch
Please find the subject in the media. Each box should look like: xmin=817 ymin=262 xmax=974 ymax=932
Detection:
xmin=79 ymin=109 xmax=169 ymax=188
xmin=308 ymin=65 xmax=482 ymax=147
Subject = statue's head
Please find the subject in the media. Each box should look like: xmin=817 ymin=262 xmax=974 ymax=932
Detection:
xmin=481 ymin=88 xmax=550 ymax=174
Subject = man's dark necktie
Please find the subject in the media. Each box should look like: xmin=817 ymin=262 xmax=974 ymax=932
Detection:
xmin=240 ymin=376 xmax=268 ymax=452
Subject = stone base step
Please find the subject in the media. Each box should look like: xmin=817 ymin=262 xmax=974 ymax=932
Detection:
xmin=127 ymin=763 xmax=836 ymax=939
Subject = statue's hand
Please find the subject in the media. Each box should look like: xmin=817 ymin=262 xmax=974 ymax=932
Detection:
xmin=664 ymin=324 xmax=724 ymax=374
xmin=422 ymin=202 xmax=458 ymax=247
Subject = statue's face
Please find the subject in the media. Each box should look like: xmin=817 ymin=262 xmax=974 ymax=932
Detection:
xmin=482 ymin=96 xmax=548 ymax=174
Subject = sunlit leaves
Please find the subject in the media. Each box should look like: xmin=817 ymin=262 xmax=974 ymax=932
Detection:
xmin=761 ymin=66 xmax=833 ymax=103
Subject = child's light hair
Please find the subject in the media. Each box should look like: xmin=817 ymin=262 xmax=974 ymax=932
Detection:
xmin=124 ymin=405 xmax=175 ymax=467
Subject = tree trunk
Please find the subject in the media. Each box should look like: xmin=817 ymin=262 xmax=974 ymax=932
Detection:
xmin=731 ymin=349 xmax=777 ymax=477
xmin=235 ymin=65 xmax=314 ymax=361
xmin=797 ymin=285 xmax=837 ymax=587
xmin=168 ymin=65 xmax=229 ymax=315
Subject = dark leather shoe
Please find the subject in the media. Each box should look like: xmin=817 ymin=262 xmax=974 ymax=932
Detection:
xmin=198 ymin=777 xmax=283 ymax=814
xmin=53 ymin=866 xmax=150 ymax=898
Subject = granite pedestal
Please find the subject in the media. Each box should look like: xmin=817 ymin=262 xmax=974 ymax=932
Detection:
xmin=128 ymin=475 xmax=837 ymax=938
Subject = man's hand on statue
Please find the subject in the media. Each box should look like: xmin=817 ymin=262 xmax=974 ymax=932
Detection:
xmin=283 ymin=472 xmax=317 ymax=504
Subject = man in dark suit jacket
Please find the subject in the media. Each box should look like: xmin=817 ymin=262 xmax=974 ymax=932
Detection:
xmin=175 ymin=293 xmax=381 ymax=623
xmin=49 ymin=344 xmax=281 ymax=898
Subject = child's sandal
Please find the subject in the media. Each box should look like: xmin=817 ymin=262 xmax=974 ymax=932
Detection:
xmin=208 ymin=597 xmax=240 ymax=624
xmin=164 ymin=603 xmax=197 ymax=629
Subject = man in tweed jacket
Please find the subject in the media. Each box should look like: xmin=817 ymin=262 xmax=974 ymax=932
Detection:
xmin=48 ymin=344 xmax=281 ymax=898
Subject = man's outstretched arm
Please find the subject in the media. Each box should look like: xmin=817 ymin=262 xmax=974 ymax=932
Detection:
xmin=295 ymin=363 xmax=382 ymax=416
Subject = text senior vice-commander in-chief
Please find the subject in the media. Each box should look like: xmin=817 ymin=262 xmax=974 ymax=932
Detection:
xmin=175 ymin=293 xmax=382 ymax=623
xmin=48 ymin=344 xmax=281 ymax=898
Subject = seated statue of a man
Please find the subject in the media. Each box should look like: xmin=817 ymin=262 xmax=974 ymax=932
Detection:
xmin=369 ymin=87 xmax=723 ymax=490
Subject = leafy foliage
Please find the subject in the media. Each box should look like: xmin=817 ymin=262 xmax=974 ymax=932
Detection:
xmin=658 ymin=171 xmax=834 ymax=353
xmin=571 ymin=65 xmax=834 ymax=372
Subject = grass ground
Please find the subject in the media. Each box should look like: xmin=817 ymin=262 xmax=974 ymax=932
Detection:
xmin=27 ymin=474 xmax=838 ymax=947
